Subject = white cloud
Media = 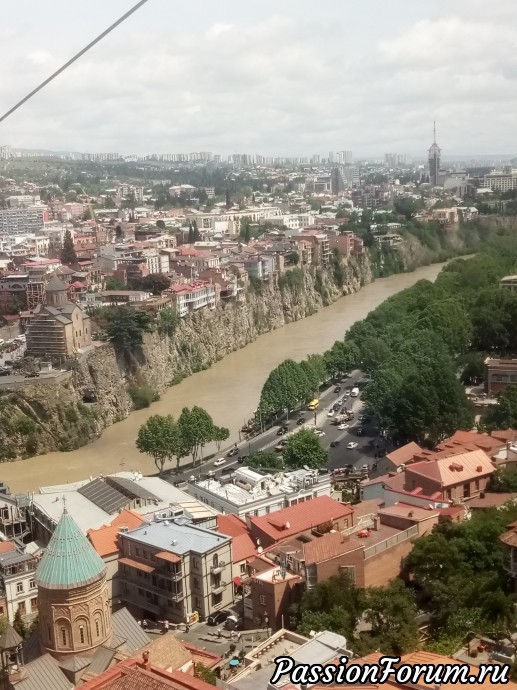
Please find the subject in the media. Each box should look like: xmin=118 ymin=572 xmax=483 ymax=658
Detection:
xmin=0 ymin=1 xmax=516 ymax=156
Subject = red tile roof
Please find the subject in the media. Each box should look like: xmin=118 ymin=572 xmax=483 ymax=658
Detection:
xmin=79 ymin=658 xmax=216 ymax=690
xmin=88 ymin=510 xmax=148 ymax=557
xmin=304 ymin=531 xmax=363 ymax=565
xmin=231 ymin=533 xmax=258 ymax=563
xmin=216 ymin=514 xmax=249 ymax=538
xmin=248 ymin=496 xmax=353 ymax=544
xmin=0 ymin=541 xmax=17 ymax=554
xmin=386 ymin=442 xmax=423 ymax=467
xmin=406 ymin=449 xmax=495 ymax=489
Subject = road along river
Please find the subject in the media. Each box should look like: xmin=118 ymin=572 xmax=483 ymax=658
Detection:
xmin=5 ymin=261 xmax=448 ymax=492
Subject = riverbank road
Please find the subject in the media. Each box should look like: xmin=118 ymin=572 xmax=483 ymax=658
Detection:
xmin=167 ymin=370 xmax=375 ymax=484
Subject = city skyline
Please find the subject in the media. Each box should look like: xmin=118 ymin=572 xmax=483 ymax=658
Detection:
xmin=1 ymin=1 xmax=517 ymax=156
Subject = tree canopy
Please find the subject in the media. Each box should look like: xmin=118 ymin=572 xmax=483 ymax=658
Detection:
xmin=282 ymin=428 xmax=327 ymax=469
xmin=60 ymin=229 xmax=77 ymax=265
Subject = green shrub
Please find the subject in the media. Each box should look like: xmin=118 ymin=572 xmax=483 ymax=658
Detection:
xmin=128 ymin=384 xmax=158 ymax=409
xmin=14 ymin=416 xmax=37 ymax=436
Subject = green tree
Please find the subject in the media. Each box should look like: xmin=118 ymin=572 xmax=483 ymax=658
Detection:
xmin=156 ymin=219 xmax=166 ymax=230
xmin=393 ymin=197 xmax=424 ymax=221
xmin=13 ymin=609 xmax=26 ymax=639
xmin=484 ymin=386 xmax=517 ymax=430
xmin=137 ymin=274 xmax=171 ymax=295
xmin=105 ymin=277 xmax=129 ymax=291
xmin=104 ymin=307 xmax=153 ymax=354
xmin=282 ymin=428 xmax=327 ymax=469
xmin=195 ymin=663 xmax=217 ymax=686
xmin=192 ymin=220 xmax=201 ymax=242
xmin=247 ymin=450 xmax=284 ymax=471
xmin=178 ymin=406 xmax=215 ymax=464
xmin=157 ymin=307 xmax=179 ymax=337
xmin=286 ymin=251 xmax=299 ymax=265
xmin=60 ymin=229 xmax=77 ymax=265
xmin=188 ymin=222 xmax=194 ymax=244
xmin=361 ymin=579 xmax=418 ymax=655
xmin=213 ymin=425 xmax=230 ymax=452
xmin=490 ymin=467 xmax=517 ymax=493
xmin=136 ymin=414 xmax=181 ymax=474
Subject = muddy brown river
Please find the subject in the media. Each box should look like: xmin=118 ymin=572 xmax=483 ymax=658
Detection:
xmin=5 ymin=262 xmax=448 ymax=493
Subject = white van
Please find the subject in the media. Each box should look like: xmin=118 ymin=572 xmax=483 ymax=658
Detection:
xmin=351 ymin=387 xmax=359 ymax=397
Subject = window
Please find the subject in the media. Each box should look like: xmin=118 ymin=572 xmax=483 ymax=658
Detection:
xmin=259 ymin=595 xmax=267 ymax=606
xmin=143 ymin=551 xmax=148 ymax=560
xmin=29 ymin=579 xmax=36 ymax=590
xmin=95 ymin=619 xmax=100 ymax=637
xmin=61 ymin=628 xmax=67 ymax=646
xmin=16 ymin=582 xmax=23 ymax=594
xmin=339 ymin=565 xmax=356 ymax=585
xmin=136 ymin=547 xmax=141 ymax=557
xmin=18 ymin=601 xmax=26 ymax=615
xmin=31 ymin=597 xmax=38 ymax=612
xmin=79 ymin=626 xmax=85 ymax=644
xmin=193 ymin=577 xmax=199 ymax=589
xmin=475 ymin=479 xmax=480 ymax=491
xmin=240 ymin=563 xmax=246 ymax=574
xmin=213 ymin=554 xmax=218 ymax=567
xmin=212 ymin=592 xmax=222 ymax=606
xmin=48 ymin=626 xmax=52 ymax=642
xmin=192 ymin=558 xmax=199 ymax=569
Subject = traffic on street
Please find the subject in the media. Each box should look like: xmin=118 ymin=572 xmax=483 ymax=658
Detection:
xmin=165 ymin=370 xmax=389 ymax=486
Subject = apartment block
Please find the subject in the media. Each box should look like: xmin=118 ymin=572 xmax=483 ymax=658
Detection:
xmin=118 ymin=517 xmax=233 ymax=624
xmin=168 ymin=280 xmax=218 ymax=317
xmin=0 ymin=544 xmax=40 ymax=622
xmin=189 ymin=468 xmax=332 ymax=518
xmin=0 ymin=206 xmax=49 ymax=235
xmin=484 ymin=358 xmax=517 ymax=395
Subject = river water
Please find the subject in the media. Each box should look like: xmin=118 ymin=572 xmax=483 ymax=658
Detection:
xmin=6 ymin=262 xmax=447 ymax=493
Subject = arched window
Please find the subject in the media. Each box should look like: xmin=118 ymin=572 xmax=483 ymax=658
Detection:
xmin=79 ymin=626 xmax=85 ymax=644
xmin=95 ymin=619 xmax=100 ymax=637
xmin=61 ymin=627 xmax=67 ymax=646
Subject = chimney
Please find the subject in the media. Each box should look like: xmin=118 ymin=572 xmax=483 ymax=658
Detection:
xmin=142 ymin=651 xmax=150 ymax=669
xmin=373 ymin=517 xmax=379 ymax=531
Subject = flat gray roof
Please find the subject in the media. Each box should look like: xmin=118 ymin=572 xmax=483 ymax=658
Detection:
xmin=125 ymin=517 xmax=230 ymax=555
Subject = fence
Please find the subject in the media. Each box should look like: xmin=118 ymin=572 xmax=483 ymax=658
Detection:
xmin=363 ymin=524 xmax=418 ymax=560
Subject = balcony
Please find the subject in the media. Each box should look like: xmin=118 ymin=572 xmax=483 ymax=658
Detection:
xmin=120 ymin=575 xmax=183 ymax=601
xmin=211 ymin=580 xmax=227 ymax=595
xmin=210 ymin=560 xmax=226 ymax=575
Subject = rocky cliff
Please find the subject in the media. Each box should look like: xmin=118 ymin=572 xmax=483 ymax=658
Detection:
xmin=0 ymin=237 xmax=457 ymax=460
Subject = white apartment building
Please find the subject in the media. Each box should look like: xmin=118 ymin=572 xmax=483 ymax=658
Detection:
xmin=0 ymin=206 xmax=48 ymax=235
xmin=0 ymin=548 xmax=40 ymax=622
xmin=188 ymin=467 xmax=332 ymax=518
xmin=480 ymin=174 xmax=517 ymax=192
xmin=260 ymin=213 xmax=315 ymax=230
xmin=41 ymin=223 xmax=74 ymax=254
xmin=118 ymin=517 xmax=233 ymax=624
xmin=169 ymin=280 xmax=217 ymax=317
xmin=7 ymin=195 xmax=41 ymax=207
xmin=187 ymin=207 xmax=283 ymax=235
xmin=117 ymin=184 xmax=144 ymax=202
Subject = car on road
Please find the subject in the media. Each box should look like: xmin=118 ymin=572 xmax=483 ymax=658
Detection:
xmin=0 ymin=369 xmax=10 ymax=377
xmin=330 ymin=440 xmax=340 ymax=448
xmin=24 ymin=372 xmax=39 ymax=378
xmin=344 ymin=390 xmax=351 ymax=397
xmin=359 ymin=415 xmax=370 ymax=423
xmin=213 ymin=457 xmax=226 ymax=467
xmin=337 ymin=397 xmax=344 ymax=405
xmin=227 ymin=447 xmax=239 ymax=457
xmin=356 ymin=427 xmax=365 ymax=436
xmin=207 ymin=470 xmax=216 ymax=478
xmin=237 ymin=455 xmax=248 ymax=464
xmin=337 ymin=423 xmax=349 ymax=430
xmin=314 ymin=430 xmax=325 ymax=437
xmin=221 ymin=466 xmax=234 ymax=475
xmin=333 ymin=386 xmax=341 ymax=393
xmin=207 ymin=610 xmax=231 ymax=626
xmin=347 ymin=442 xmax=359 ymax=449
xmin=296 ymin=417 xmax=306 ymax=425
xmin=361 ymin=464 xmax=369 ymax=473
xmin=351 ymin=387 xmax=359 ymax=397
xmin=332 ymin=402 xmax=341 ymax=411
xmin=277 ymin=425 xmax=289 ymax=435
xmin=327 ymin=409 xmax=335 ymax=418
xmin=275 ymin=439 xmax=288 ymax=452
xmin=224 ymin=614 xmax=241 ymax=630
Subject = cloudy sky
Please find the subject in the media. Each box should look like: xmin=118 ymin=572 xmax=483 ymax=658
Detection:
xmin=1 ymin=0 xmax=515 ymax=158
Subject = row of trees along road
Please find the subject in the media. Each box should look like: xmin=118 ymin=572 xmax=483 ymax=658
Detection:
xmin=257 ymin=342 xmax=359 ymax=422
xmin=136 ymin=407 xmax=229 ymax=474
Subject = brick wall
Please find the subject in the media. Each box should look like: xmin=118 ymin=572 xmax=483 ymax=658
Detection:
xmin=363 ymin=539 xmax=414 ymax=588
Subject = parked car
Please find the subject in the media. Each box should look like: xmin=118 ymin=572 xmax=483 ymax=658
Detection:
xmin=296 ymin=417 xmax=306 ymax=425
xmin=347 ymin=442 xmax=359 ymax=449
xmin=327 ymin=410 xmax=335 ymax=418
xmin=361 ymin=464 xmax=369 ymax=473
xmin=330 ymin=440 xmax=340 ymax=448
xmin=333 ymin=386 xmax=341 ymax=393
xmin=332 ymin=402 xmax=341 ymax=412
xmin=337 ymin=423 xmax=349 ymax=431
xmin=356 ymin=427 xmax=365 ymax=436
xmin=221 ymin=466 xmax=234 ymax=475
xmin=213 ymin=457 xmax=226 ymax=467
xmin=277 ymin=425 xmax=289 ymax=435
xmin=359 ymin=415 xmax=370 ymax=423
xmin=207 ymin=610 xmax=231 ymax=626
xmin=227 ymin=447 xmax=239 ymax=457
xmin=344 ymin=390 xmax=351 ymax=397
xmin=237 ymin=455 xmax=248 ymax=464
xmin=275 ymin=439 xmax=288 ymax=452
xmin=337 ymin=397 xmax=344 ymax=406
xmin=0 ymin=369 xmax=10 ymax=377
xmin=314 ymin=430 xmax=325 ymax=437
xmin=24 ymin=372 xmax=39 ymax=378
xmin=224 ymin=615 xmax=241 ymax=630
xmin=207 ymin=470 xmax=216 ymax=478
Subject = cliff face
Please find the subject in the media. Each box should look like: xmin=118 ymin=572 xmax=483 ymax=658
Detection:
xmin=0 ymin=241 xmax=431 ymax=460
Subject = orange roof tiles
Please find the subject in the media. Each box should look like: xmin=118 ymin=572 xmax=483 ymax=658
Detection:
xmin=406 ymin=449 xmax=495 ymax=488
xmin=88 ymin=510 xmax=147 ymax=558
xmin=248 ymin=496 xmax=353 ymax=544
xmin=216 ymin=514 xmax=249 ymax=538
xmin=0 ymin=541 xmax=17 ymax=554
xmin=386 ymin=442 xmax=423 ymax=467
xmin=304 ymin=531 xmax=363 ymax=565
xmin=231 ymin=533 xmax=258 ymax=563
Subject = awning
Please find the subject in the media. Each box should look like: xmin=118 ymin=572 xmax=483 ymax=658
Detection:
xmin=233 ymin=576 xmax=243 ymax=587
xmin=119 ymin=557 xmax=155 ymax=574
xmin=155 ymin=551 xmax=182 ymax=564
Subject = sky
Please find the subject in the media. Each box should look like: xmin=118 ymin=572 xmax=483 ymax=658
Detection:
xmin=1 ymin=0 xmax=516 ymax=158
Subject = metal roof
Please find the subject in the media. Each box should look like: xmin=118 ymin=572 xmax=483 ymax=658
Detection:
xmin=14 ymin=653 xmax=72 ymax=690
xmin=0 ymin=624 xmax=23 ymax=650
xmin=110 ymin=607 xmax=151 ymax=653
xmin=35 ymin=509 xmax=106 ymax=590
xmin=105 ymin=476 xmax=159 ymax=502
xmin=124 ymin=518 xmax=230 ymax=555
xmin=78 ymin=478 xmax=128 ymax=514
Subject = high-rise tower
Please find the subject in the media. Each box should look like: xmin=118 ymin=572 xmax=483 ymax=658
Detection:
xmin=428 ymin=121 xmax=441 ymax=187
